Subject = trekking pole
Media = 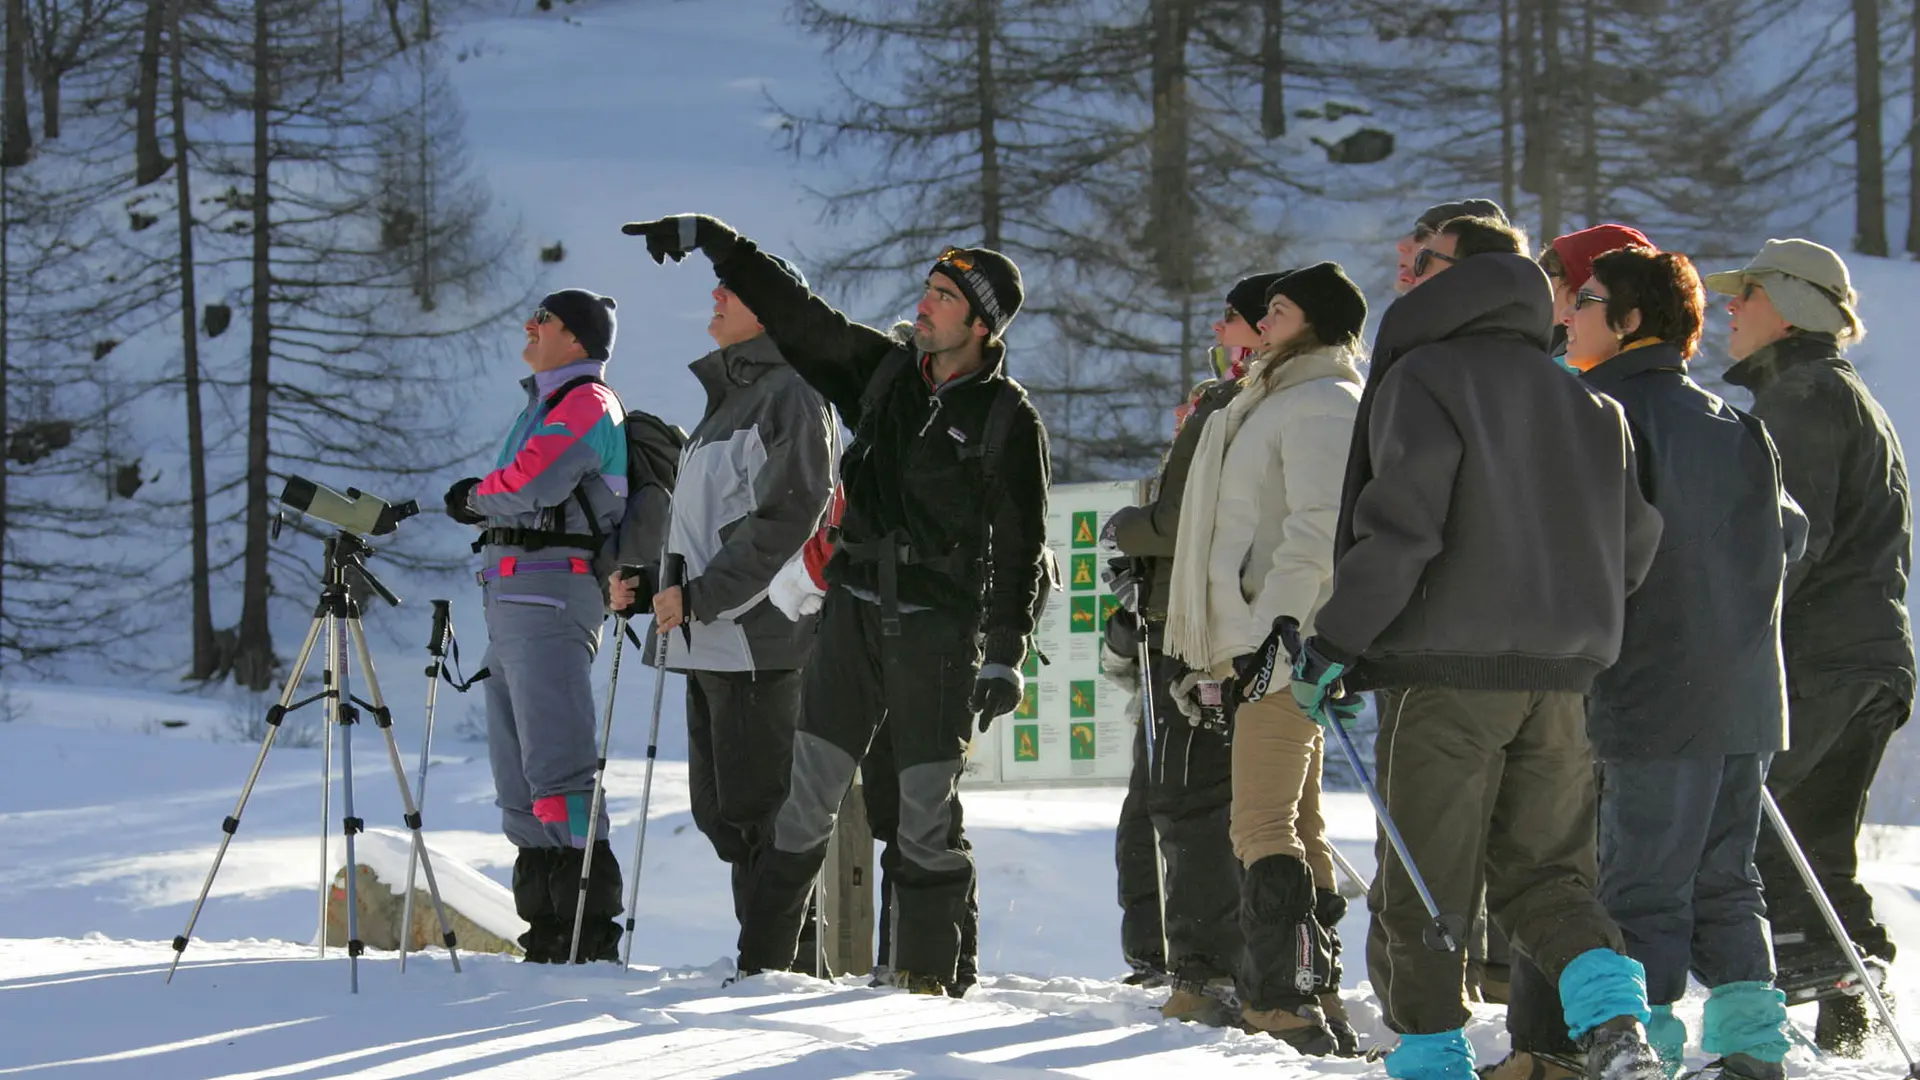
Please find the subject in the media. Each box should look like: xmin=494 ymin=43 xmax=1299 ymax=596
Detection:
xmin=1279 ymin=621 xmax=1460 ymax=953
xmin=621 ymin=555 xmax=683 ymax=970
xmin=1762 ymin=790 xmax=1919 ymax=1078
xmin=1329 ymin=841 xmax=1372 ymax=899
xmin=566 ymin=577 xmax=643 ymax=967
xmin=1134 ymin=621 xmax=1172 ymax=970
xmin=399 ymin=600 xmax=452 ymax=974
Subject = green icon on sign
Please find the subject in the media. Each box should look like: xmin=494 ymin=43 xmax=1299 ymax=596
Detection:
xmin=1015 ymin=682 xmax=1038 ymax=719
xmin=1099 ymin=593 xmax=1120 ymax=629
xmin=1069 ymin=679 xmax=1096 ymax=718
xmin=1070 ymin=722 xmax=1096 ymax=760
xmin=1072 ymin=511 xmax=1097 ymax=548
xmin=1070 ymin=595 xmax=1097 ymax=633
xmin=1014 ymin=723 xmax=1040 ymax=762
xmin=1071 ymin=553 xmax=1096 ymax=591
xmin=1021 ymin=650 xmax=1039 ymax=678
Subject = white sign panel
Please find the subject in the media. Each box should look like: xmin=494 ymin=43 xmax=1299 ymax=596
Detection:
xmin=963 ymin=479 xmax=1147 ymax=788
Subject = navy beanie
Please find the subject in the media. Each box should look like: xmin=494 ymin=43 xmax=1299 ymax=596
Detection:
xmin=1226 ymin=272 xmax=1287 ymax=328
xmin=540 ymin=288 xmax=617 ymax=360
xmin=1416 ymin=198 xmax=1508 ymax=233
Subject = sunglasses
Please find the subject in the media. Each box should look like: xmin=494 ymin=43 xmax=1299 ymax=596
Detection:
xmin=530 ymin=306 xmax=556 ymax=326
xmin=1411 ymin=247 xmax=1458 ymax=277
xmin=1573 ymin=288 xmax=1608 ymax=311
xmin=935 ymin=246 xmax=974 ymax=273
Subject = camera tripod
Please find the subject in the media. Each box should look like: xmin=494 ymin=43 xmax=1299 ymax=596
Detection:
xmin=166 ymin=530 xmax=463 ymax=992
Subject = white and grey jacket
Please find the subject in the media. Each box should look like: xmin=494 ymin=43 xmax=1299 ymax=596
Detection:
xmin=662 ymin=333 xmax=837 ymax=672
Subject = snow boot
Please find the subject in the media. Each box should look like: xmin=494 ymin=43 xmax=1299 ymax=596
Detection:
xmin=1583 ymin=1018 xmax=1668 ymax=1080
xmin=883 ymin=969 xmax=948 ymax=995
xmin=1123 ymin=956 xmax=1171 ymax=988
xmin=1698 ymin=981 xmax=1786 ymax=1077
xmin=1815 ymin=992 xmax=1871 ymax=1056
xmin=1162 ymin=976 xmax=1238 ymax=1027
xmin=1476 ymin=1050 xmax=1584 ymax=1080
xmin=1242 ymin=1002 xmax=1338 ymax=1056
xmin=511 ymin=847 xmax=564 ymax=963
xmin=1319 ymin=989 xmax=1360 ymax=1056
xmin=1677 ymin=1055 xmax=1783 ymax=1080
xmin=549 ymin=839 xmax=624 ymax=963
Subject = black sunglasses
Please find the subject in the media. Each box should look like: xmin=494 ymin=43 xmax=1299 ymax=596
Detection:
xmin=530 ymin=306 xmax=556 ymax=325
xmin=1573 ymin=288 xmax=1608 ymax=311
xmin=1411 ymin=247 xmax=1458 ymax=277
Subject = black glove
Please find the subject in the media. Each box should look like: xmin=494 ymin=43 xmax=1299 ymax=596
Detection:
xmin=1233 ymin=616 xmax=1292 ymax=703
xmin=443 ymin=477 xmax=484 ymax=525
xmin=618 ymin=214 xmax=736 ymax=265
xmin=970 ymin=664 xmax=1023 ymax=732
xmin=610 ymin=564 xmax=653 ymax=619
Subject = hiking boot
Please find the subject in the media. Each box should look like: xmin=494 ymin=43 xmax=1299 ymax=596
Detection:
xmin=1480 ymin=963 xmax=1512 ymax=1005
xmin=1161 ymin=977 xmax=1237 ymax=1027
xmin=1679 ymin=1055 xmax=1783 ymax=1080
xmin=1123 ymin=956 xmax=1171 ymax=988
xmin=1242 ymin=1002 xmax=1338 ymax=1056
xmin=884 ymin=969 xmax=948 ymax=996
xmin=1478 ymin=1050 xmax=1584 ymax=1080
xmin=517 ymin=922 xmax=562 ymax=964
xmin=1318 ymin=990 xmax=1359 ymax=1057
xmin=1583 ymin=1017 xmax=1667 ymax=1080
xmin=1815 ymin=992 xmax=1871 ymax=1056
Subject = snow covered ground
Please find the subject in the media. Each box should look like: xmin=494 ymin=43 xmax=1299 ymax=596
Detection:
xmin=4 ymin=689 xmax=1920 ymax=1078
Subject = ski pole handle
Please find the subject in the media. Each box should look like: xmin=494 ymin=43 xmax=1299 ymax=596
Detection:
xmin=428 ymin=599 xmax=451 ymax=659
xmin=661 ymin=553 xmax=690 ymax=647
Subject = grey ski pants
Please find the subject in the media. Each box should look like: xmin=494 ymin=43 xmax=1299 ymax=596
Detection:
xmin=483 ymin=574 xmax=610 ymax=850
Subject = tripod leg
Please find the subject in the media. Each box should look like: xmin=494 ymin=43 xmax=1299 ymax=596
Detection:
xmin=347 ymin=618 xmax=463 ymax=974
xmin=621 ymin=634 xmax=672 ymax=970
xmin=399 ymin=641 xmax=444 ymax=974
xmin=166 ymin=616 xmax=327 ymax=984
xmin=568 ymin=617 xmax=629 ymax=965
xmin=332 ymin=613 xmax=366 ymax=994
xmin=318 ymin=628 xmax=336 ymax=961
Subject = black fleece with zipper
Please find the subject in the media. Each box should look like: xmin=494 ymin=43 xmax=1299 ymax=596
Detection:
xmin=705 ymin=237 xmax=1050 ymax=669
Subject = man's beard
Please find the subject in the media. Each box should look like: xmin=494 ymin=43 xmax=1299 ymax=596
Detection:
xmin=912 ymin=322 xmax=947 ymax=354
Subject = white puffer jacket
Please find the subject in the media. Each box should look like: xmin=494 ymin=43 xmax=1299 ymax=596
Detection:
xmin=1167 ymin=344 xmax=1363 ymax=672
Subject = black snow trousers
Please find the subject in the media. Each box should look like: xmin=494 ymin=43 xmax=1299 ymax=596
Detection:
xmin=867 ymin=715 xmax=979 ymax=992
xmin=686 ymin=668 xmax=805 ymax=925
xmin=1757 ymin=683 xmax=1908 ymax=968
xmin=736 ymin=588 xmax=979 ymax=982
xmin=1117 ymin=713 xmax=1167 ymax=971
xmin=1115 ymin=646 xmax=1240 ymax=984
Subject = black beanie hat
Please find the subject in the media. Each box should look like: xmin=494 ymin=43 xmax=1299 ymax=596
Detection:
xmin=1416 ymin=198 xmax=1508 ymax=233
xmin=932 ymin=246 xmax=1023 ymax=335
xmin=1264 ymin=262 xmax=1368 ymax=348
xmin=1226 ymin=272 xmax=1287 ymax=328
xmin=540 ymin=288 xmax=617 ymax=360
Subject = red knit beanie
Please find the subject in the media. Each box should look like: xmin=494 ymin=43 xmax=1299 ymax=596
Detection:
xmin=1550 ymin=224 xmax=1654 ymax=289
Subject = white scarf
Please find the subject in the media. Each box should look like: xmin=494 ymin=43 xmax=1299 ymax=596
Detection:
xmin=1164 ymin=344 xmax=1358 ymax=670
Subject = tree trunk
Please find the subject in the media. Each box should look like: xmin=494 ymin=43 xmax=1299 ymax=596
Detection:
xmin=1518 ymin=0 xmax=1541 ymax=196
xmin=1854 ymin=0 xmax=1888 ymax=255
xmin=170 ymin=0 xmax=216 ymax=679
xmin=1147 ymin=0 xmax=1194 ymax=296
xmin=1499 ymin=0 xmax=1515 ymax=211
xmin=135 ymin=0 xmax=167 ymax=183
xmin=235 ymin=0 xmax=274 ymax=691
xmin=974 ymin=0 xmax=1000 ymax=250
xmin=1537 ymin=0 xmax=1563 ymax=240
xmin=1579 ymin=1 xmax=1598 ymax=224
xmin=1907 ymin=0 xmax=1919 ymax=255
xmin=0 ymin=123 xmax=10 ymax=665
xmin=37 ymin=68 xmax=55 ymax=140
xmin=1260 ymin=0 xmax=1284 ymax=139
xmin=3 ymin=0 xmax=31 ymax=167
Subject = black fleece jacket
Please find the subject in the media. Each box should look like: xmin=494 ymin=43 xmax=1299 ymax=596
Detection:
xmin=1316 ymin=252 xmax=1663 ymax=693
xmin=1726 ymin=333 xmax=1914 ymax=702
xmin=704 ymin=234 xmax=1051 ymax=668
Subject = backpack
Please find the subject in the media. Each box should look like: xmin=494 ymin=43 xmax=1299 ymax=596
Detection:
xmin=542 ymin=374 xmax=686 ymax=574
xmin=854 ymin=353 xmax=1060 ymax=626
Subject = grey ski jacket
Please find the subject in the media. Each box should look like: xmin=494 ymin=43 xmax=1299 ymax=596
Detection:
xmin=663 ymin=333 xmax=837 ymax=672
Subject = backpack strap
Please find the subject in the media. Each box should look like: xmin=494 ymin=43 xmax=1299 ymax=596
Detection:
xmin=855 ymin=351 xmax=914 ymax=434
xmin=472 ymin=374 xmax=618 ymax=555
xmin=976 ymin=378 xmax=1027 ymax=501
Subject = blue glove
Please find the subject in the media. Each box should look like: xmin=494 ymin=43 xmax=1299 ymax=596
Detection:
xmin=1276 ymin=617 xmax=1362 ymax=728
